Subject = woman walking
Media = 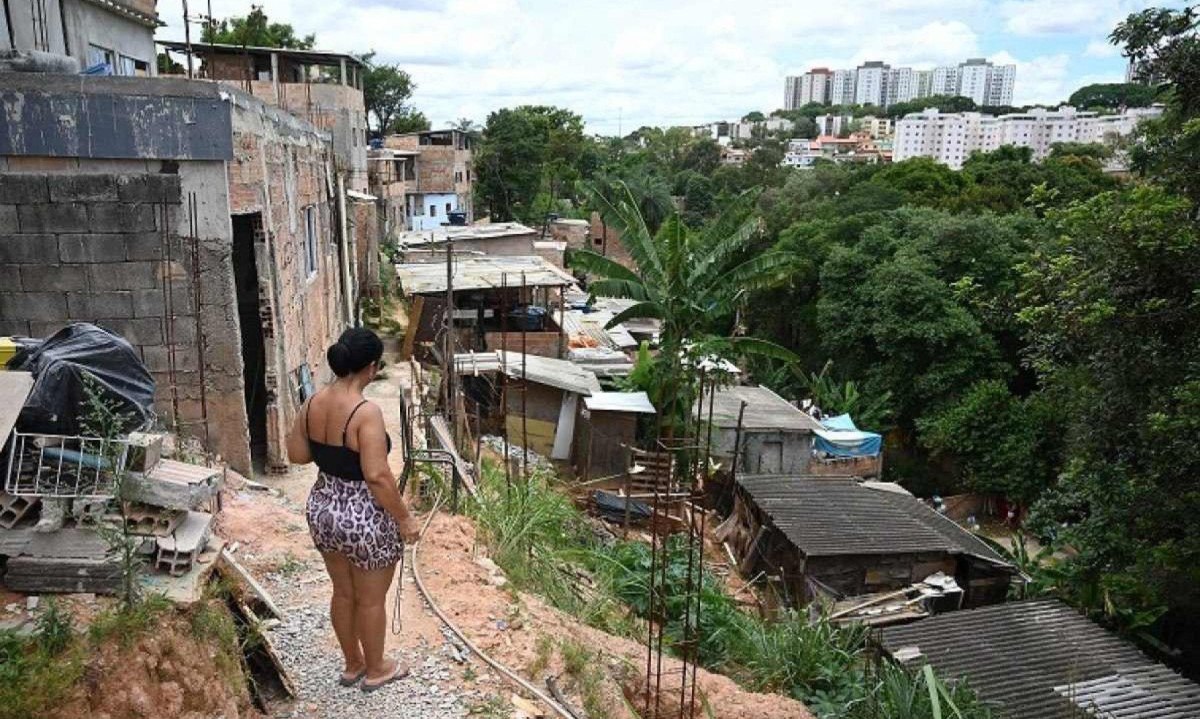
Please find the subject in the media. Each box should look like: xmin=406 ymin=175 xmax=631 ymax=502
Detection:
xmin=287 ymin=327 xmax=420 ymax=691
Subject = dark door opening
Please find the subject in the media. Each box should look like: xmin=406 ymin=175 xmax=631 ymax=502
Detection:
xmin=232 ymin=213 xmax=268 ymax=473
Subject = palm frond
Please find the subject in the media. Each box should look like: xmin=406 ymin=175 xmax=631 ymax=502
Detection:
xmin=566 ymin=248 xmax=643 ymax=285
xmin=697 ymin=251 xmax=798 ymax=298
xmin=581 ymin=181 xmax=665 ymax=287
xmin=587 ymin=278 xmax=654 ymax=302
xmin=606 ymin=301 xmax=664 ymax=328
xmin=727 ymin=336 xmax=802 ymax=364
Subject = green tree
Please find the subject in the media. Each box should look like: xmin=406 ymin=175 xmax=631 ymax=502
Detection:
xmin=474 ymin=105 xmax=588 ymax=222
xmin=389 ymin=110 xmax=430 ymax=134
xmin=568 ymin=186 xmax=797 ymax=427
xmin=1068 ymin=82 xmax=1160 ymax=110
xmin=867 ymin=157 xmax=967 ymax=207
xmin=885 ymin=94 xmax=977 ymax=118
xmin=742 ymin=111 xmax=766 ymax=122
xmin=355 ymin=52 xmax=418 ymax=136
xmin=202 ymin=5 xmax=314 ymax=49
xmin=1020 ymin=184 xmax=1200 ymax=628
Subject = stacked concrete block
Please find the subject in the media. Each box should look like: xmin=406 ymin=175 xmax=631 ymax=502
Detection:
xmin=0 ymin=492 xmax=40 ymax=529
xmin=155 ymin=510 xmax=213 ymax=577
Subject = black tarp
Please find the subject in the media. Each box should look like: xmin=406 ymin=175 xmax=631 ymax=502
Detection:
xmin=7 ymin=324 xmax=155 ymax=436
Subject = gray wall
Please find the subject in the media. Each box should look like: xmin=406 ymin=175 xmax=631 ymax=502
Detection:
xmin=714 ymin=428 xmax=813 ymax=475
xmin=1 ymin=0 xmax=155 ymax=75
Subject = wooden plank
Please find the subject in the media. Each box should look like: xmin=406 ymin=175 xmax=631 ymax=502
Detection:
xmin=428 ymin=415 xmax=479 ymax=498
xmin=400 ymin=295 xmax=424 ymax=361
xmin=739 ymin=525 xmax=767 ymax=576
xmin=0 ymin=372 xmax=34 ymax=446
xmin=216 ymin=546 xmax=283 ymax=620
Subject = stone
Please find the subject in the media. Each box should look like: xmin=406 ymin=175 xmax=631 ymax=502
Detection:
xmin=17 ymin=203 xmax=87 ymax=233
xmin=87 ymin=203 xmax=156 ymax=233
xmin=19 ymin=265 xmax=88 ymax=292
xmin=0 ymin=175 xmax=49 ymax=203
xmin=47 ymin=174 xmax=119 ymax=202
xmin=117 ymin=174 xmax=182 ymax=203
xmin=58 ymin=233 xmax=127 ymax=263
xmin=0 ymin=234 xmax=59 ymax=264
xmin=88 ymin=261 xmax=161 ymax=290
xmin=67 ymin=291 xmax=135 ymax=319
xmin=0 ymin=205 xmax=16 ymax=232
xmin=0 ymin=292 xmax=69 ymax=322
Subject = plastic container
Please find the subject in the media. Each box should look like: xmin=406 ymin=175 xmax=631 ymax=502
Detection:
xmin=506 ymin=305 xmax=547 ymax=332
xmin=0 ymin=338 xmax=16 ymax=369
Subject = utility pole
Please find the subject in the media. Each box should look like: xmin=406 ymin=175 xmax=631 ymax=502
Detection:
xmin=444 ymin=239 xmax=456 ymax=447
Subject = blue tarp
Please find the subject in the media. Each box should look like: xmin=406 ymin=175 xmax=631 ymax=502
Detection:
xmin=814 ymin=413 xmax=882 ymax=457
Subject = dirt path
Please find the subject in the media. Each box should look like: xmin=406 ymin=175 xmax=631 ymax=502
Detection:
xmin=218 ymin=366 xmax=509 ymax=719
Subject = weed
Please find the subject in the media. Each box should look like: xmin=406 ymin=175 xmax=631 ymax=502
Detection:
xmin=88 ymin=592 xmax=173 ymax=647
xmin=528 ymin=633 xmax=554 ymax=677
xmin=190 ymin=599 xmax=245 ymax=693
xmin=276 ymin=553 xmax=307 ymax=576
xmin=0 ymin=627 xmax=86 ymax=719
xmin=558 ymin=638 xmax=608 ymax=718
xmin=462 ymin=664 xmax=478 ymax=682
xmin=467 ymin=695 xmax=509 ymax=717
xmin=35 ymin=598 xmax=74 ymax=656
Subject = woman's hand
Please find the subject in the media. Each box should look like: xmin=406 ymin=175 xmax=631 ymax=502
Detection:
xmin=396 ymin=514 xmax=422 ymax=543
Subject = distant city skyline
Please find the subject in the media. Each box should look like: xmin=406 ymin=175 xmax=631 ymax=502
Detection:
xmin=158 ymin=0 xmax=1161 ymax=134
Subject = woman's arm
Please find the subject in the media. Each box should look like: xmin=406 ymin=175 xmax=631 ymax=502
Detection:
xmin=286 ymin=398 xmax=314 ymax=465
xmin=356 ymin=403 xmax=420 ymax=541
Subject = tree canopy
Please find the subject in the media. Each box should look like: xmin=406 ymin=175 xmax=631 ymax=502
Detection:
xmin=1067 ymin=82 xmax=1160 ymax=110
xmin=202 ymin=5 xmax=314 ymax=49
xmin=355 ymin=52 xmax=421 ymax=136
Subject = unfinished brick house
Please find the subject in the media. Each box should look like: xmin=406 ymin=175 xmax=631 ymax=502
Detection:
xmin=1 ymin=0 xmax=159 ymax=76
xmin=0 ymin=72 xmax=350 ymax=476
xmin=382 ymin=129 xmax=474 ymax=230
xmin=157 ymin=40 xmax=379 ymax=298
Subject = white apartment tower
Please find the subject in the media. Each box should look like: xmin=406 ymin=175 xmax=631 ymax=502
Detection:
xmin=786 ymin=69 xmax=834 ymax=109
xmin=956 ymin=58 xmax=1015 ymax=106
xmin=830 ymin=69 xmax=856 ymax=106
xmin=855 ymin=61 xmax=889 ymax=107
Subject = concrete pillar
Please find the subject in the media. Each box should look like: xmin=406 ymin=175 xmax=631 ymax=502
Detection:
xmin=270 ymin=52 xmax=279 ymax=104
xmin=339 ymin=58 xmax=347 ymax=86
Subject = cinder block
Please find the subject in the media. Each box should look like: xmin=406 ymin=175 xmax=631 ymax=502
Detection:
xmin=0 ymin=234 xmax=58 ymax=264
xmin=124 ymin=232 xmax=170 ymax=261
xmin=0 ymin=293 xmax=69 ymax=322
xmin=0 ymin=264 xmax=21 ymax=289
xmin=17 ymin=203 xmax=87 ymax=234
xmin=126 ymin=432 xmax=165 ymax=472
xmin=19 ymin=265 xmax=88 ymax=292
xmin=96 ymin=317 xmax=162 ymax=345
xmin=0 ymin=319 xmax=30 ymax=337
xmin=88 ymin=261 xmax=160 ymax=290
xmin=58 ymin=234 xmax=127 ymax=263
xmin=117 ymin=174 xmax=183 ymax=204
xmin=0 ymin=175 xmax=49 ymax=203
xmin=47 ymin=174 xmax=119 ymax=203
xmin=27 ymin=321 xmax=69 ymax=338
xmin=141 ymin=344 xmax=198 ymax=373
xmin=0 ymin=205 xmax=16 ymax=232
xmin=88 ymin=203 xmax=156 ymax=233
xmin=67 ymin=291 xmax=134 ymax=318
xmin=131 ymin=288 xmax=166 ymax=317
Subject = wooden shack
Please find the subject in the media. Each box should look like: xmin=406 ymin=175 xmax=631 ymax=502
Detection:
xmin=576 ymin=391 xmax=656 ymax=480
xmin=721 ymin=475 xmax=1015 ymax=609
xmin=706 ymin=385 xmax=823 ymax=475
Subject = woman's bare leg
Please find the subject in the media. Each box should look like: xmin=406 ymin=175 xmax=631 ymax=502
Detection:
xmin=320 ymin=552 xmax=365 ymax=680
xmin=350 ymin=561 xmax=400 ymax=683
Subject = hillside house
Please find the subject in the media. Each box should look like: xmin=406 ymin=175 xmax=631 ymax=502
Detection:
xmin=382 ymin=129 xmax=473 ymax=230
xmin=1 ymin=0 xmax=159 ymax=76
xmin=723 ymin=475 xmax=1015 ymax=609
xmin=707 ymin=385 xmax=822 ymax=475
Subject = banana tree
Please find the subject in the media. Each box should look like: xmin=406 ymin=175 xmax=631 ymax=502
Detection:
xmin=568 ymin=182 xmax=799 ymax=431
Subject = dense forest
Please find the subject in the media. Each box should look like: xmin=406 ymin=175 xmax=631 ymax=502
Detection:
xmin=472 ymin=7 xmax=1200 ymax=671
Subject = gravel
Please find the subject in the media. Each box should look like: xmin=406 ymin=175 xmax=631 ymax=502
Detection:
xmin=263 ymin=568 xmax=499 ymax=719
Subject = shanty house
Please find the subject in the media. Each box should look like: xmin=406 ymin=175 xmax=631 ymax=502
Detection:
xmin=880 ymin=599 xmax=1200 ymax=719
xmin=382 ymin=129 xmax=473 ymax=230
xmin=577 ymin=391 xmax=656 ymax=480
xmin=707 ymin=385 xmax=823 ymax=475
xmin=724 ymin=475 xmax=1015 ymax=609
xmin=397 ymin=256 xmax=576 ymax=361
xmin=1 ymin=0 xmax=159 ymax=76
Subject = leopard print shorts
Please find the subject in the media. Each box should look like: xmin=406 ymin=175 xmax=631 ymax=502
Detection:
xmin=305 ymin=472 xmax=402 ymax=570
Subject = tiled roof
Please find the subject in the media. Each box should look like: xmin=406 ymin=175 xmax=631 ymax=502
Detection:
xmin=735 ymin=475 xmax=1008 ymax=563
xmin=880 ymin=599 xmax=1200 ymax=719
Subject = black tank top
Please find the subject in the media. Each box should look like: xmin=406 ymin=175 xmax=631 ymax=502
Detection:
xmin=306 ymin=398 xmax=393 ymax=482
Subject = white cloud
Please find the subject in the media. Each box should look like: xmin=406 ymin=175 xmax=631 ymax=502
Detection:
xmin=156 ymin=0 xmax=1136 ymax=133
xmin=1084 ymin=39 xmax=1121 ymax=58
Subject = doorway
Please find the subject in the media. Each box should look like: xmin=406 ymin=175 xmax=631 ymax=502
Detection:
xmin=232 ymin=213 xmax=268 ymax=472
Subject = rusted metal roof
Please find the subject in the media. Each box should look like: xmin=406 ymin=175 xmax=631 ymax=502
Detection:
xmin=708 ymin=385 xmax=823 ymax=432
xmin=880 ymin=599 xmax=1200 ymax=719
xmin=735 ymin=475 xmax=1008 ymax=563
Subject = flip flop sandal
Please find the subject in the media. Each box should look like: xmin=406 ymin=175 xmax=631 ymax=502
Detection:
xmin=338 ymin=670 xmax=366 ymax=687
xmin=361 ymin=663 xmax=410 ymax=694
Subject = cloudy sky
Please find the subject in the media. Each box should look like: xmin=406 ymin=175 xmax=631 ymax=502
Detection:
xmin=159 ymin=0 xmax=1179 ymax=134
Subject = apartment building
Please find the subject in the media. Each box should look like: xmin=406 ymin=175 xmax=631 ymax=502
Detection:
xmin=893 ymin=105 xmax=1163 ymax=169
xmin=382 ymin=129 xmax=474 ymax=231
xmin=1 ymin=0 xmax=158 ymax=75
xmin=785 ymin=58 xmax=1016 ymax=110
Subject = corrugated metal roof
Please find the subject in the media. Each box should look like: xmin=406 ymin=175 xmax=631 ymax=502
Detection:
xmin=707 ymin=385 xmax=823 ymax=432
xmin=880 ymin=600 xmax=1200 ymax=719
xmin=395 ymin=256 xmax=575 ymax=294
xmin=584 ymin=391 xmax=656 ymax=414
xmin=395 ymin=223 xmax=538 ymax=247
xmin=561 ymin=309 xmax=637 ymax=350
xmin=496 ymin=351 xmax=601 ymax=395
xmin=735 ymin=475 xmax=1009 ymax=562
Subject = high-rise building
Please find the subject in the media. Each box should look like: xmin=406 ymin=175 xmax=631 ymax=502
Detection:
xmin=830 ymin=69 xmax=856 ymax=106
xmin=855 ymin=61 xmax=889 ymax=107
xmin=784 ymin=57 xmax=1016 ymax=110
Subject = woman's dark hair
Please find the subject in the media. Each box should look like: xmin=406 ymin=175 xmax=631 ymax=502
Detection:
xmin=327 ymin=327 xmax=383 ymax=377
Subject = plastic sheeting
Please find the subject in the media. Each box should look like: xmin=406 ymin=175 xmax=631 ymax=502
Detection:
xmin=814 ymin=413 xmax=883 ymax=457
xmin=8 ymin=323 xmax=156 ymax=436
